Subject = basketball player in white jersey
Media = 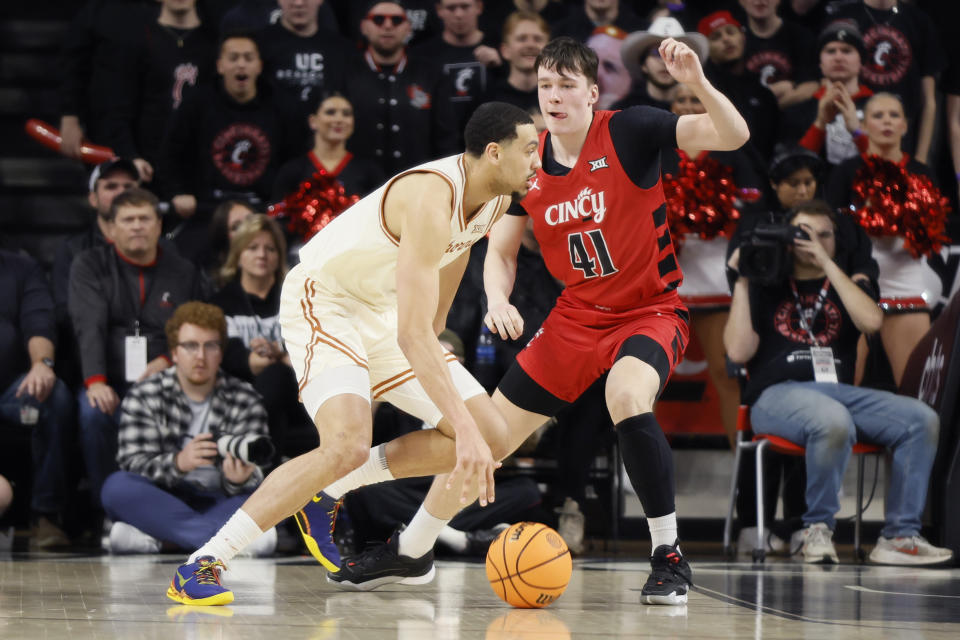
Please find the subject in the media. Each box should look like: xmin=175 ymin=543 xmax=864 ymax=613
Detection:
xmin=166 ymin=102 xmax=541 ymax=606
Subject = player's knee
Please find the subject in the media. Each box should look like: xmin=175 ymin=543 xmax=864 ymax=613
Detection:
xmin=606 ymin=387 xmax=654 ymax=423
xmin=333 ymin=442 xmax=370 ymax=476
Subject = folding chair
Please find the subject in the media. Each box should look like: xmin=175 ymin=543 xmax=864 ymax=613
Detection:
xmin=722 ymin=405 xmax=882 ymax=562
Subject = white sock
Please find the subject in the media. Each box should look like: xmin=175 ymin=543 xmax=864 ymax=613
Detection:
xmin=324 ymin=444 xmax=394 ymax=499
xmin=398 ymin=506 xmax=449 ymax=559
xmin=648 ymin=512 xmax=678 ymax=551
xmin=436 ymin=526 xmax=468 ymax=553
xmin=189 ymin=508 xmax=263 ymax=564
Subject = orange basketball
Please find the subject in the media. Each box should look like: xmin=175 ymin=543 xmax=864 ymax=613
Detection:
xmin=485 ymin=522 xmax=572 ymax=608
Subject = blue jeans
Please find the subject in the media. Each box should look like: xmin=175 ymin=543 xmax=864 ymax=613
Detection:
xmin=751 ymin=381 xmax=939 ymax=538
xmin=0 ymin=375 xmax=74 ymax=515
xmin=101 ymin=471 xmax=251 ymax=550
xmin=77 ymin=389 xmax=120 ymax=505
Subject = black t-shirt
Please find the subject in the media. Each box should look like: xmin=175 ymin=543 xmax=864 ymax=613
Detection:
xmin=744 ymin=20 xmax=817 ymax=88
xmin=482 ymin=78 xmax=538 ymax=114
xmin=271 ymin=153 xmax=385 ymax=203
xmin=743 ymin=276 xmax=874 ymax=403
xmin=609 ymin=83 xmax=672 ymax=112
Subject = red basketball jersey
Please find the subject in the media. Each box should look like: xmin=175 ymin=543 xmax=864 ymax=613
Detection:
xmin=520 ymin=110 xmax=683 ymax=309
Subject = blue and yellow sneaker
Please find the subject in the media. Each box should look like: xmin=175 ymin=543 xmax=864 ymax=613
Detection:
xmin=166 ymin=556 xmax=234 ymax=606
xmin=295 ymin=491 xmax=342 ymax=572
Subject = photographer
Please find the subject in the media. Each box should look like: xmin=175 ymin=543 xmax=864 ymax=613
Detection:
xmin=723 ymin=199 xmax=951 ymax=566
xmin=100 ymin=302 xmax=276 ymax=556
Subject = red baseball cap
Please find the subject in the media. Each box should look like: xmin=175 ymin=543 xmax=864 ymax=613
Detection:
xmin=697 ymin=11 xmax=742 ymax=38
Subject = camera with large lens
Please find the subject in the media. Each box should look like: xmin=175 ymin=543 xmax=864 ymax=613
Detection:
xmin=738 ymin=223 xmax=811 ymax=286
xmin=216 ymin=433 xmax=275 ymax=466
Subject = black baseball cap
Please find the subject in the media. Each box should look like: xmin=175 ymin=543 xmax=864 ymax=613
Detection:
xmin=363 ymin=0 xmax=406 ymax=14
xmin=818 ymin=20 xmax=865 ymax=59
xmin=769 ymin=144 xmax=823 ymax=183
xmin=88 ymin=158 xmax=139 ymax=192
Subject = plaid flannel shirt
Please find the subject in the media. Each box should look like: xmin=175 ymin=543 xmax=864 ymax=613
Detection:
xmin=117 ymin=367 xmax=269 ymax=495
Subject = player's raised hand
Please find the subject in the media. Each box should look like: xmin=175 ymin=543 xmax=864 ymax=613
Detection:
xmin=660 ymin=37 xmax=705 ymax=86
xmin=446 ymin=423 xmax=500 ymax=507
xmin=485 ymin=303 xmax=525 ymax=340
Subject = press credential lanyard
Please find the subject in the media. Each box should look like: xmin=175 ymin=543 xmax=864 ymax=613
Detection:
xmin=122 ymin=256 xmax=155 ymax=382
xmin=791 ymin=278 xmax=837 ymax=383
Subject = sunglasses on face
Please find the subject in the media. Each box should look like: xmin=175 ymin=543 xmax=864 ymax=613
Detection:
xmin=367 ymin=13 xmax=406 ymax=27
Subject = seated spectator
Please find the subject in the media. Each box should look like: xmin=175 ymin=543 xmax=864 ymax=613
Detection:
xmin=739 ymin=0 xmax=818 ymax=108
xmin=826 ymin=0 xmax=943 ymax=164
xmin=211 ymin=215 xmax=316 ymax=462
xmin=413 ymin=0 xmax=503 ymax=154
xmin=69 ymin=188 xmax=206 ymax=507
xmin=724 ymin=198 xmax=952 ymax=566
xmin=158 ymin=31 xmax=302 ymax=264
xmin=482 ymin=11 xmax=550 ymax=113
xmin=272 ymin=92 xmax=385 ymax=217
xmin=551 ymin=0 xmax=644 ymax=43
xmin=615 ymin=17 xmax=708 ymax=111
xmin=345 ymin=1 xmax=443 ymax=176
xmin=586 ymin=25 xmax=631 ymax=109
xmin=257 ymin=0 xmax=351 ymax=125
xmin=825 ymin=93 xmax=943 ymax=387
xmin=101 ymin=302 xmax=276 ymax=555
xmin=780 ymin=21 xmax=872 ymax=167
xmin=698 ymin=10 xmax=780 ymax=160
xmin=52 ymin=159 xmax=140 ymax=386
xmin=0 ymin=251 xmax=74 ymax=549
xmin=103 ymin=0 xmax=218 ymax=187
xmin=208 ymin=200 xmax=256 ymax=280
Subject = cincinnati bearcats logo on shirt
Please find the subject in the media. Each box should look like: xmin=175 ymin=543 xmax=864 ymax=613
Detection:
xmin=773 ymin=295 xmax=842 ymax=345
xmin=588 ymin=156 xmax=609 ymax=172
xmin=407 ymin=84 xmax=431 ymax=109
xmin=745 ymin=50 xmax=793 ymax=86
xmin=862 ymin=25 xmax=912 ymax=86
xmin=545 ymin=187 xmax=607 ymax=226
xmin=211 ymin=123 xmax=271 ymax=186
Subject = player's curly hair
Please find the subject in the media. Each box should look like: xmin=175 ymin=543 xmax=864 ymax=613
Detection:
xmin=535 ymin=36 xmax=599 ymax=87
xmin=464 ymin=102 xmax=534 ymax=157
xmin=165 ymin=301 xmax=228 ymax=352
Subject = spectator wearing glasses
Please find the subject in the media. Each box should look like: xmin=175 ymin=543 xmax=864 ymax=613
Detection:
xmin=346 ymin=1 xmax=444 ymax=175
xmin=101 ymin=301 xmax=275 ymax=555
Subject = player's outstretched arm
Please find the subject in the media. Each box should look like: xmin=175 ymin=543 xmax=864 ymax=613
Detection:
xmin=660 ymin=37 xmax=750 ymax=152
xmin=391 ymin=173 xmax=499 ymax=506
xmin=483 ymin=212 xmax=527 ymax=340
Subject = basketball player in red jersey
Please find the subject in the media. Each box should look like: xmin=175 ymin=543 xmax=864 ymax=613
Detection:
xmin=326 ymin=37 xmax=749 ymax=604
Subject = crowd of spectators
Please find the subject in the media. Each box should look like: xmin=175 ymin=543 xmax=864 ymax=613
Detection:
xmin=1 ymin=0 xmax=956 ymax=563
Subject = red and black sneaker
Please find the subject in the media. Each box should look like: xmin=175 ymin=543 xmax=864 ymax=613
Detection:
xmin=640 ymin=541 xmax=693 ymax=605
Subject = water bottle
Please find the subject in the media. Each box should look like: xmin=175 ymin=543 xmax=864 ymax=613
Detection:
xmin=19 ymin=394 xmax=39 ymax=426
xmin=474 ymin=325 xmax=498 ymax=391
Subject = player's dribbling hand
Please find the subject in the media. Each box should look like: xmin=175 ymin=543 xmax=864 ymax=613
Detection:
xmin=447 ymin=426 xmax=500 ymax=507
xmin=659 ymin=38 xmax=705 ymax=86
xmin=485 ymin=303 xmax=524 ymax=340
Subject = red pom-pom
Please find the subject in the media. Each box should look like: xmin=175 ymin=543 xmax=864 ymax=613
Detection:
xmin=662 ymin=151 xmax=744 ymax=250
xmin=268 ymin=172 xmax=360 ymax=242
xmin=850 ymin=156 xmax=951 ymax=258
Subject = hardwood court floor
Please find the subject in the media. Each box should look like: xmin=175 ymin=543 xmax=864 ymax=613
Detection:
xmin=1 ymin=553 xmax=958 ymax=639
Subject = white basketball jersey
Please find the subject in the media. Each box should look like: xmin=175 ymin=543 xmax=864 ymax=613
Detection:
xmin=297 ymin=154 xmax=506 ymax=308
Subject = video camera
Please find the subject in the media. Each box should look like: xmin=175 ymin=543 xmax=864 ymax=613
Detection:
xmin=738 ymin=223 xmax=811 ymax=286
xmin=216 ymin=433 xmax=275 ymax=466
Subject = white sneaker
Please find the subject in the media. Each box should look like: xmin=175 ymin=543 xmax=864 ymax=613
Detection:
xmin=799 ymin=523 xmax=838 ymax=564
xmin=556 ymin=497 xmax=585 ymax=554
xmin=237 ymin=526 xmax=277 ymax=558
xmin=869 ymin=535 xmax=954 ymax=566
xmin=108 ymin=521 xmax=161 ymax=554
xmin=737 ymin=526 xmax=786 ymax=554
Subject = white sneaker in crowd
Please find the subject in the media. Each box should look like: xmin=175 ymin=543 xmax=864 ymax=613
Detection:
xmin=108 ymin=521 xmax=161 ymax=554
xmin=799 ymin=523 xmax=838 ymax=564
xmin=869 ymin=535 xmax=954 ymax=566
xmin=737 ymin=526 xmax=786 ymax=555
xmin=556 ymin=497 xmax=585 ymax=554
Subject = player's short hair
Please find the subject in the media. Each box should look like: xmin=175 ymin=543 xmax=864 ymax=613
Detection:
xmin=502 ymin=11 xmax=550 ymax=44
xmin=535 ymin=37 xmax=599 ymax=87
xmin=165 ymin=301 xmax=228 ymax=352
xmin=787 ymin=199 xmax=838 ymax=229
xmin=463 ymin=102 xmax=534 ymax=157
xmin=107 ymin=187 xmax=160 ymax=222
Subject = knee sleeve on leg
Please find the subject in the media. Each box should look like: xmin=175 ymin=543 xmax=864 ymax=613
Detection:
xmin=616 ymin=413 xmax=675 ymax=518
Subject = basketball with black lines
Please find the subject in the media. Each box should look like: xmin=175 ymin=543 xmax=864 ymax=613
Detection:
xmin=485 ymin=522 xmax=572 ymax=608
